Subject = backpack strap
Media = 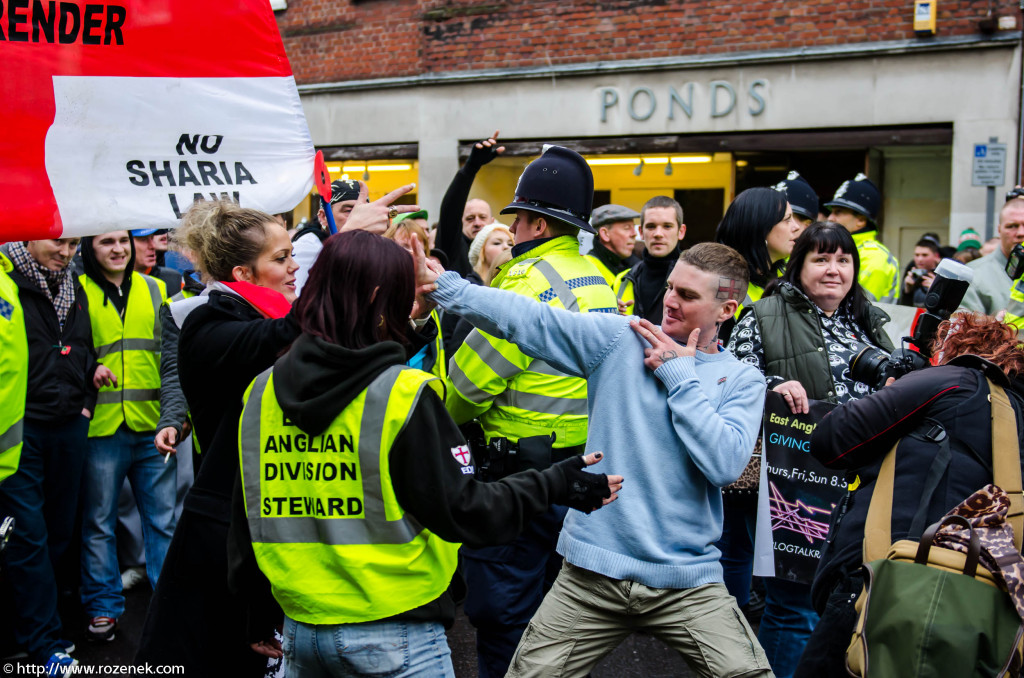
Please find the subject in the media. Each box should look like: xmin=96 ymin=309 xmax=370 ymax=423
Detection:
xmin=989 ymin=378 xmax=1023 ymax=552
xmin=862 ymin=440 xmax=898 ymax=563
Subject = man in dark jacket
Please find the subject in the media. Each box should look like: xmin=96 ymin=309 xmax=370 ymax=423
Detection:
xmin=613 ymin=196 xmax=686 ymax=323
xmin=795 ymin=354 xmax=1024 ymax=678
xmin=0 ymin=239 xmax=112 ymax=673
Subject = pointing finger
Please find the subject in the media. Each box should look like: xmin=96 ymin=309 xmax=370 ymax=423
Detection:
xmin=376 ymin=183 xmax=415 ymax=206
xmin=357 ymin=180 xmax=368 ymax=204
xmin=686 ymin=327 xmax=701 ymax=348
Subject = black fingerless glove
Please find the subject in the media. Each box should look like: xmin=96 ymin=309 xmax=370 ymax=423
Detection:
xmin=465 ymin=140 xmax=500 ymax=172
xmin=554 ymin=456 xmax=610 ymax=514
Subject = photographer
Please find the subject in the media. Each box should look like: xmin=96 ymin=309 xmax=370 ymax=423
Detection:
xmin=795 ymin=313 xmax=1024 ymax=678
xmin=899 ymin=236 xmax=943 ymax=308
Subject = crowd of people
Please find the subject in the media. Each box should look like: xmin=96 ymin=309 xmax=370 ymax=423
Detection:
xmin=2 ymin=130 xmax=1024 ymax=678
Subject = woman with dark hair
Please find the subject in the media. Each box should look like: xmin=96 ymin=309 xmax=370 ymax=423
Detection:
xmin=712 ymin=186 xmax=799 ymax=630
xmin=229 ymin=230 xmax=620 ymax=678
xmin=795 ymin=313 xmax=1024 ymax=677
xmin=727 ymin=221 xmax=894 ymax=678
xmin=715 ymin=187 xmax=799 ymax=321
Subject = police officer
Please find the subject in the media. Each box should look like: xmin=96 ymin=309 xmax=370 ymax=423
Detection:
xmin=78 ymin=231 xmax=175 ymax=644
xmin=773 ymin=170 xmax=820 ymax=233
xmin=613 ymin=196 xmax=686 ymax=322
xmin=446 ymin=145 xmax=618 ymax=677
xmin=585 ymin=204 xmax=641 ymax=286
xmin=824 ymin=173 xmax=900 ymax=302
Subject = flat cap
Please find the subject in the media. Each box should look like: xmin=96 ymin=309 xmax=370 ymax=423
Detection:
xmin=591 ymin=204 xmax=641 ymax=228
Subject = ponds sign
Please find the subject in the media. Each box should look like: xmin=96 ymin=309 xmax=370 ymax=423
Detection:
xmin=598 ymin=80 xmax=769 ymax=123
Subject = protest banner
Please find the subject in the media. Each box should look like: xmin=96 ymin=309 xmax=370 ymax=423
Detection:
xmin=753 ymin=391 xmax=842 ymax=584
xmin=1 ymin=0 xmax=314 ymax=240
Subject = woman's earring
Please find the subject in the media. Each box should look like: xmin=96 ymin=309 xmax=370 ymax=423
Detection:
xmin=378 ymin=315 xmax=385 ymax=328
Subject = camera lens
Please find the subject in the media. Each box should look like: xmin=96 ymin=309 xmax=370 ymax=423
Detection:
xmin=850 ymin=346 xmax=891 ymax=391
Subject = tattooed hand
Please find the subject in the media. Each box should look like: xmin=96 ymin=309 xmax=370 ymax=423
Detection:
xmin=630 ymin=318 xmax=701 ymax=370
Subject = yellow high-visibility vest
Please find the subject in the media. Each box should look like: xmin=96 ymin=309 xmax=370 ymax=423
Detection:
xmin=0 ymin=254 xmax=27 ymax=483
xmin=446 ymin=236 xmax=617 ymax=447
xmin=80 ymin=272 xmax=165 ymax=437
xmin=238 ymin=364 xmax=459 ymax=624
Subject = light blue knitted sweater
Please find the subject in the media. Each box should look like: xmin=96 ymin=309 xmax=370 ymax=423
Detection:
xmin=431 ymin=272 xmax=766 ymax=588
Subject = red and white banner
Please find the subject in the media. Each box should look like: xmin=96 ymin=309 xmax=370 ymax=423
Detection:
xmin=1 ymin=0 xmax=314 ymax=240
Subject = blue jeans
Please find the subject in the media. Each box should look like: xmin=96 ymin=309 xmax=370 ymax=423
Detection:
xmin=282 ymin=616 xmax=456 ymax=678
xmin=716 ymin=492 xmax=757 ymax=607
xmin=80 ymin=425 xmax=177 ymax=618
xmin=0 ymin=416 xmax=88 ymax=663
xmin=758 ymin=577 xmax=820 ymax=678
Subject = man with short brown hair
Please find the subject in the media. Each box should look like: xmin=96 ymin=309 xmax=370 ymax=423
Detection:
xmin=423 ymin=241 xmax=772 ymax=678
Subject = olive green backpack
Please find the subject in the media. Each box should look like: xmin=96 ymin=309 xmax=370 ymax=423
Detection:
xmin=846 ymin=379 xmax=1024 ymax=678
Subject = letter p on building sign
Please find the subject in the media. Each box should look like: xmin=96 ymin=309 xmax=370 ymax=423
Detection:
xmin=0 ymin=0 xmax=314 ymax=240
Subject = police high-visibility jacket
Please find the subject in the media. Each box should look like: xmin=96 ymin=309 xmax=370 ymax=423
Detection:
xmin=584 ymin=254 xmax=617 ymax=287
xmin=852 ymin=230 xmax=900 ymax=303
xmin=446 ymin=236 xmax=618 ymax=448
xmin=80 ymin=272 xmax=166 ymax=437
xmin=1004 ymin=275 xmax=1024 ymax=332
xmin=0 ymin=255 xmax=27 ymax=483
xmin=238 ymin=364 xmax=459 ymax=624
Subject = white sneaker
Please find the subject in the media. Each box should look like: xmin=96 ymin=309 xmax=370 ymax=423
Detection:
xmin=120 ymin=566 xmax=146 ymax=591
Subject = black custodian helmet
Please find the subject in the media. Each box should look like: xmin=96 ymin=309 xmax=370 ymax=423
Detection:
xmin=824 ymin=173 xmax=881 ymax=223
xmin=500 ymin=145 xmax=595 ymax=234
xmin=772 ymin=171 xmax=819 ymax=221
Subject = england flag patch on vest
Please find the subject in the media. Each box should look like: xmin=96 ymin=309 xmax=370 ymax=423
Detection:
xmin=452 ymin=445 xmax=475 ymax=473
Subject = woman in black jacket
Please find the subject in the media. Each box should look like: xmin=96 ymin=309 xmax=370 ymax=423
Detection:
xmin=136 ymin=201 xmax=303 ymax=676
xmin=795 ymin=313 xmax=1024 ymax=678
xmin=0 ymin=239 xmax=112 ymax=670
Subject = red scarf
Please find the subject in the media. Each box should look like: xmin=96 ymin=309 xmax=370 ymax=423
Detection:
xmin=220 ymin=281 xmax=292 ymax=319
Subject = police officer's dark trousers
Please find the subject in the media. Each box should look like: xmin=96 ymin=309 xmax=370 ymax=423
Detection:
xmin=462 ymin=504 xmax=567 ymax=678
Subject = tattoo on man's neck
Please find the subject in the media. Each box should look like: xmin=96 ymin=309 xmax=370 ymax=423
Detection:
xmin=717 ymin=277 xmax=744 ymax=300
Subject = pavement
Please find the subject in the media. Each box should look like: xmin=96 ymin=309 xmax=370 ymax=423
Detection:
xmin=29 ymin=582 xmax=699 ymax=677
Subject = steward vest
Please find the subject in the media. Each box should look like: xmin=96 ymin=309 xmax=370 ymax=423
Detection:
xmin=446 ymin=236 xmax=617 ymax=447
xmin=0 ymin=255 xmax=27 ymax=483
xmin=238 ymin=364 xmax=459 ymax=624
xmin=1005 ymin=275 xmax=1024 ymax=332
xmin=584 ymin=254 xmax=616 ymax=287
xmin=852 ymin=230 xmax=900 ymax=303
xmin=752 ymin=286 xmax=893 ymax=403
xmin=81 ymin=272 xmax=165 ymax=437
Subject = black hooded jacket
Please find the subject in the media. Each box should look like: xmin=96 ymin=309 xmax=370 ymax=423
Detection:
xmin=809 ymin=357 xmax=1024 ymax=611
xmin=1 ymin=244 xmax=99 ymax=423
xmin=227 ymin=331 xmax=587 ymax=636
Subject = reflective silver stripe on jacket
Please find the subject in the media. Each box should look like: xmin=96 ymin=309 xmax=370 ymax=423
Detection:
xmin=521 ymin=259 xmax=580 ymax=312
xmin=0 ymin=419 xmax=23 ymax=452
xmin=96 ymin=338 xmax=161 ymax=359
xmin=616 ymin=277 xmax=630 ymax=301
xmin=95 ymin=276 xmax=163 ymax=357
xmin=96 ymin=389 xmax=160 ymax=404
xmin=241 ymin=365 xmax=426 ymax=546
xmin=493 ymin=389 xmax=588 ymax=417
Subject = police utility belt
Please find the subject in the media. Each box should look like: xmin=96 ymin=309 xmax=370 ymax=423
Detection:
xmin=469 ymin=432 xmax=584 ymax=482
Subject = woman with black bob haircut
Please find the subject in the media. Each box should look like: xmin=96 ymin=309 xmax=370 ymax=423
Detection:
xmin=230 ymin=230 xmax=620 ymax=678
xmin=726 ymin=221 xmax=893 ymax=678
xmin=715 ymin=187 xmax=799 ymax=324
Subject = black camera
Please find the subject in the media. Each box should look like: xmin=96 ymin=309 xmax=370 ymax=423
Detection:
xmin=1006 ymin=244 xmax=1024 ymax=281
xmin=851 ymin=259 xmax=975 ymax=390
xmin=1006 ymin=187 xmax=1024 ymax=202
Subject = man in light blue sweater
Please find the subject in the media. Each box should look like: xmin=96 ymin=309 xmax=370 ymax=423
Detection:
xmin=424 ymin=242 xmax=773 ymax=677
